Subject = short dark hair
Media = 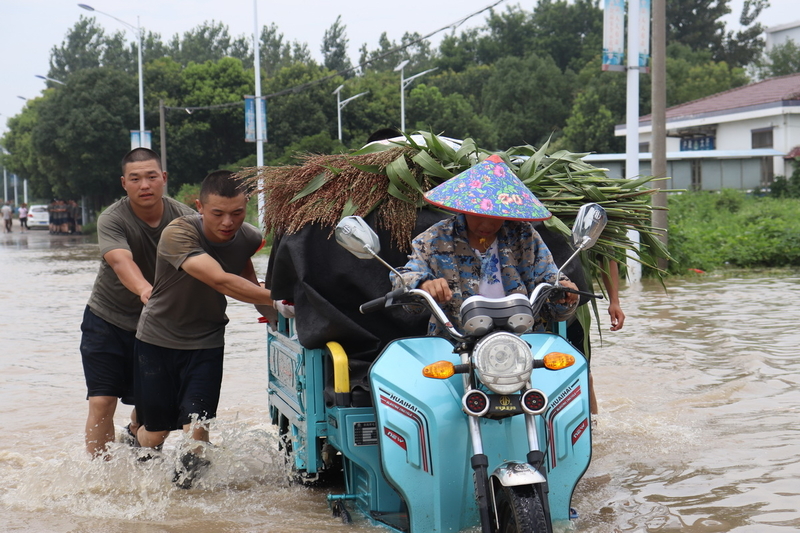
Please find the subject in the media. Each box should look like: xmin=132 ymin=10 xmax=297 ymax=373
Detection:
xmin=366 ymin=127 xmax=402 ymax=144
xmin=199 ymin=170 xmax=249 ymax=202
xmin=121 ymin=148 xmax=162 ymax=174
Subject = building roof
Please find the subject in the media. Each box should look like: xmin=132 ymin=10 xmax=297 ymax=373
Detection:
xmin=638 ymin=73 xmax=800 ymax=125
xmin=766 ymin=20 xmax=800 ymax=34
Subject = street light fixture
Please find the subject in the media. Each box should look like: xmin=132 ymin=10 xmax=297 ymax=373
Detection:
xmin=333 ymin=85 xmax=369 ymax=142
xmin=35 ymin=74 xmax=65 ymax=85
xmin=78 ymin=3 xmax=146 ymax=147
xmin=394 ymin=60 xmax=437 ymax=132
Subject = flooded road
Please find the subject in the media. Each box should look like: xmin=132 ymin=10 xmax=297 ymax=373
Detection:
xmin=1 ymin=229 xmax=798 ymax=532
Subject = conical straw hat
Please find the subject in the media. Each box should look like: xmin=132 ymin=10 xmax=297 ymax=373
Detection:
xmin=424 ymin=154 xmax=551 ymax=221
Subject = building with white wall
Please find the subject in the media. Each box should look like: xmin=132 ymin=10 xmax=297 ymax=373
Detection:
xmin=586 ymin=72 xmax=800 ymax=191
xmin=765 ymin=20 xmax=800 ymax=51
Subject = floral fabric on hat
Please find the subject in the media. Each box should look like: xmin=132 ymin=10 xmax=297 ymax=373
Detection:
xmin=424 ymin=154 xmax=552 ymax=221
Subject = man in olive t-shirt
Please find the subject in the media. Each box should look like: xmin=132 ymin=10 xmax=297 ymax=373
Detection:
xmin=80 ymin=148 xmax=195 ymax=457
xmin=134 ymin=170 xmax=273 ymax=486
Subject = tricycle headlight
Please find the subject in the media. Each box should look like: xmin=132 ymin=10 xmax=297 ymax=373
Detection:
xmin=472 ymin=332 xmax=532 ymax=395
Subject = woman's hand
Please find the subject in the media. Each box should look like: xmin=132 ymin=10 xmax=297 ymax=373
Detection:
xmin=557 ymin=279 xmax=579 ymax=306
xmin=420 ymin=278 xmax=452 ymax=304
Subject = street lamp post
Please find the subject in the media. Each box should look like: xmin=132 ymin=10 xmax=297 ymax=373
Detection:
xmin=332 ymin=85 xmax=369 ymax=142
xmin=394 ymin=60 xmax=437 ymax=133
xmin=78 ymin=4 xmax=146 ymax=147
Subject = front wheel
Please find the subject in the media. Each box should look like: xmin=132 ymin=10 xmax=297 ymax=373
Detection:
xmin=494 ymin=484 xmax=548 ymax=533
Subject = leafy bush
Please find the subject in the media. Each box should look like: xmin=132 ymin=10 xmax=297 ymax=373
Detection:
xmin=667 ymin=190 xmax=800 ymax=273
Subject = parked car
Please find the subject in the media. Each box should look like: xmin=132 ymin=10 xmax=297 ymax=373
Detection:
xmin=26 ymin=204 xmax=49 ymax=228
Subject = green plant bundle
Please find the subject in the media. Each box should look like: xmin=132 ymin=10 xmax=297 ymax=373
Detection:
xmin=241 ymin=131 xmax=672 ymax=276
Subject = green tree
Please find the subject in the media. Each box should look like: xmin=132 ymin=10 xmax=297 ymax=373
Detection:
xmin=167 ymin=21 xmax=240 ymax=66
xmin=718 ymin=0 xmax=770 ymax=67
xmin=666 ymin=43 xmax=749 ymax=105
xmin=560 ymin=90 xmax=621 ymax=153
xmin=359 ymin=32 xmax=433 ymax=73
xmin=667 ymin=0 xmax=767 ymax=68
xmin=757 ymin=39 xmax=800 ymax=78
xmin=531 ymin=0 xmax=603 ymax=72
xmin=48 ymin=16 xmax=133 ymax=81
xmin=164 ymin=57 xmax=253 ymax=189
xmin=436 ymin=29 xmax=482 ymax=73
xmin=406 ymin=84 xmax=496 ymax=146
xmin=260 ymin=23 xmax=313 ymax=77
xmin=475 ymin=6 xmax=537 ymax=64
xmin=1 ymin=98 xmax=51 ymax=198
xmin=32 ymin=68 xmax=138 ymax=207
xmin=262 ymin=63 xmax=339 ymax=156
xmin=321 ymin=15 xmax=352 ymax=73
xmin=482 ymin=54 xmax=576 ymax=148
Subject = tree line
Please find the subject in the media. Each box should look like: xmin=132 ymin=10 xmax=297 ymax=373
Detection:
xmin=1 ymin=0 xmax=790 ymax=213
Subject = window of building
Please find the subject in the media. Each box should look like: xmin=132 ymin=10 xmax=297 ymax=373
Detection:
xmin=752 ymin=128 xmax=774 ymax=149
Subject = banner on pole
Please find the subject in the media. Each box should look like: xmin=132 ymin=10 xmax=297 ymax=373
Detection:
xmin=638 ymin=0 xmax=652 ymax=71
xmin=130 ymin=131 xmax=152 ymax=149
xmin=602 ymin=0 xmax=625 ymax=71
xmin=245 ymin=96 xmax=268 ymax=143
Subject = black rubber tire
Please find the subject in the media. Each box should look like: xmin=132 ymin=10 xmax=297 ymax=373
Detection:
xmin=495 ymin=484 xmax=548 ymax=533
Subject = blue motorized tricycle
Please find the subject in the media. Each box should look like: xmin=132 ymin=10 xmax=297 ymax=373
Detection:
xmin=266 ymin=203 xmax=607 ymax=533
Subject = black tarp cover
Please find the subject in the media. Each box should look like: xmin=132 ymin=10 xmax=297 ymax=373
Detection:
xmin=265 ymin=210 xmax=588 ymax=387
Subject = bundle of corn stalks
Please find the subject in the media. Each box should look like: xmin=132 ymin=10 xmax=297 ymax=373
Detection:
xmin=239 ymin=131 xmax=671 ymax=274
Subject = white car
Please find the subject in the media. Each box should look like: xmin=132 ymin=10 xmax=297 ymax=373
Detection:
xmin=26 ymin=204 xmax=49 ymax=228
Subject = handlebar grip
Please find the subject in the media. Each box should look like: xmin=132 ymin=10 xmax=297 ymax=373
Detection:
xmin=360 ymin=296 xmax=388 ymax=314
xmin=558 ymin=286 xmax=605 ymax=300
xmin=359 ymin=288 xmax=408 ymax=314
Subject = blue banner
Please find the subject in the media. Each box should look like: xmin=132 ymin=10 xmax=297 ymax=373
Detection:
xmin=130 ymin=130 xmax=152 ymax=149
xmin=245 ymin=96 xmax=267 ymax=143
xmin=602 ymin=0 xmax=625 ymax=71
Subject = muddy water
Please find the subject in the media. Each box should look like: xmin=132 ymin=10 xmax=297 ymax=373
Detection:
xmin=1 ymin=230 xmax=798 ymax=532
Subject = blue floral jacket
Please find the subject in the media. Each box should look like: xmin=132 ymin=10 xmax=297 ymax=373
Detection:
xmin=392 ymin=214 xmax=577 ymax=335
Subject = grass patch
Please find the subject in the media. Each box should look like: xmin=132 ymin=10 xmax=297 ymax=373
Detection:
xmin=666 ymin=190 xmax=800 ymax=274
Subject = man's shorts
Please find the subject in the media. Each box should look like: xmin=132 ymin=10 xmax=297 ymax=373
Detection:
xmin=134 ymin=339 xmax=224 ymax=432
xmin=80 ymin=306 xmax=136 ymax=404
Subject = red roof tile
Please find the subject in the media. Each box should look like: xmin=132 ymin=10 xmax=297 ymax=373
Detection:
xmin=643 ymin=73 xmax=800 ymax=122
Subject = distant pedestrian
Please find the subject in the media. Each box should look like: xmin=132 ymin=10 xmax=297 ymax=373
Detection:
xmin=1 ymin=202 xmax=12 ymax=233
xmin=18 ymin=203 xmax=28 ymax=232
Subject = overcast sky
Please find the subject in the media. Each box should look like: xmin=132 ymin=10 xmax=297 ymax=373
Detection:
xmin=1 ymin=0 xmax=797 ymax=139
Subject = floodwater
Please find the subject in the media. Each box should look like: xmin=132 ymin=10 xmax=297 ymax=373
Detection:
xmin=1 ymin=229 xmax=798 ymax=533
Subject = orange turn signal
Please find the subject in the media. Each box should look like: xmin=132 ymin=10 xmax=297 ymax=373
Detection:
xmin=422 ymin=360 xmax=456 ymax=379
xmin=542 ymin=352 xmax=575 ymax=370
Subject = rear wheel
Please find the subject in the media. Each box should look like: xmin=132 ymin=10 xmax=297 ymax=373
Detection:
xmin=495 ymin=484 xmax=548 ymax=533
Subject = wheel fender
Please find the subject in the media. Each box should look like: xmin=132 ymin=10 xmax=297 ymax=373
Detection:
xmin=491 ymin=461 xmax=547 ymax=487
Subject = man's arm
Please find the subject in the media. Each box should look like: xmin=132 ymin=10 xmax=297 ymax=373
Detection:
xmin=181 ymin=253 xmax=273 ymax=305
xmin=601 ymin=260 xmax=625 ymax=331
xmin=104 ymin=249 xmax=153 ymax=304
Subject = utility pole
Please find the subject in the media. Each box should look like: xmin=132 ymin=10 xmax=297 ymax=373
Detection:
xmin=651 ymin=0 xmax=669 ymax=270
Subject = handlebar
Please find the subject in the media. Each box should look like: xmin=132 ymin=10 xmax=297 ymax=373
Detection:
xmin=359 ymin=288 xmax=408 ymax=314
xmin=360 ymin=287 xmax=467 ymax=342
xmin=553 ymin=286 xmax=604 ymax=300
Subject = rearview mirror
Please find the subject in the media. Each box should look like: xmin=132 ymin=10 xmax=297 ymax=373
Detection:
xmin=571 ymin=203 xmax=607 ymax=250
xmin=335 ymin=216 xmax=381 ymax=259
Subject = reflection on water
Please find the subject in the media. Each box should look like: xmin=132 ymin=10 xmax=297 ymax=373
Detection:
xmin=1 ymin=233 xmax=799 ymax=532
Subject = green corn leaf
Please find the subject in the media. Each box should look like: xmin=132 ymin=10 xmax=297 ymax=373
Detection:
xmin=386 ymin=155 xmax=423 ymax=195
xmin=412 ymin=150 xmax=454 ymax=180
xmin=291 ymin=171 xmax=328 ymax=202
